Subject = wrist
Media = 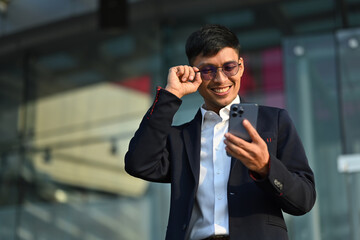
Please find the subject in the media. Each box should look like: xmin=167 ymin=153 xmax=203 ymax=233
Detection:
xmin=249 ymin=165 xmax=269 ymax=181
xmin=251 ymin=155 xmax=270 ymax=180
xmin=164 ymin=86 xmax=183 ymax=99
xmin=257 ymin=165 xmax=269 ymax=178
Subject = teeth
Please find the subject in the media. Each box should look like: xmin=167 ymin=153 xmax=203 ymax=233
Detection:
xmin=213 ymin=87 xmax=230 ymax=93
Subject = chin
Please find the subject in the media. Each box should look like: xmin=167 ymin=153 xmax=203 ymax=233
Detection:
xmin=216 ymin=98 xmax=233 ymax=108
xmin=222 ymin=94 xmax=237 ymax=103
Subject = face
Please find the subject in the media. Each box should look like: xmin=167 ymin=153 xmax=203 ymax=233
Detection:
xmin=193 ymin=47 xmax=244 ymax=114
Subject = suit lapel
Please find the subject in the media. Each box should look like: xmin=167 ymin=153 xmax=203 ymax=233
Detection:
xmin=230 ymin=157 xmax=237 ymax=171
xmin=182 ymin=109 xmax=202 ymax=185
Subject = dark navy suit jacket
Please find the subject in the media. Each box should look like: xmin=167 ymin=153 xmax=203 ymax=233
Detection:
xmin=125 ymin=88 xmax=316 ymax=240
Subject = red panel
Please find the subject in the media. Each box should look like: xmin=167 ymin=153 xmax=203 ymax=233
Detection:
xmin=239 ymin=56 xmax=257 ymax=96
xmin=262 ymin=47 xmax=284 ymax=92
xmin=114 ymin=75 xmax=151 ymax=94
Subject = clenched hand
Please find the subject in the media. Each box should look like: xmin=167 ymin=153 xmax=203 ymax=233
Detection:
xmin=165 ymin=65 xmax=202 ymax=99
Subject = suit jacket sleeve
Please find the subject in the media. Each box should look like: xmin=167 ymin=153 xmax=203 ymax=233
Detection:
xmin=124 ymin=88 xmax=181 ymax=183
xmin=254 ymin=108 xmax=316 ymax=216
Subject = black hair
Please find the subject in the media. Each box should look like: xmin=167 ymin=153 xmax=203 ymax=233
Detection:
xmin=185 ymin=24 xmax=241 ymax=65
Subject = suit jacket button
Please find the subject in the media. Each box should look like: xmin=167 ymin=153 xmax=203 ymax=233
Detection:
xmin=274 ymin=179 xmax=283 ymax=190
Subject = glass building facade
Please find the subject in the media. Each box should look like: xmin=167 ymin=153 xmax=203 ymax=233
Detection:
xmin=0 ymin=0 xmax=360 ymax=239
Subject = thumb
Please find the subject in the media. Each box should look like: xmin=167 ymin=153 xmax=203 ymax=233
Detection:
xmin=243 ymin=119 xmax=260 ymax=142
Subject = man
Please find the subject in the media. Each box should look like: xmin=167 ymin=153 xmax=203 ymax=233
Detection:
xmin=125 ymin=24 xmax=316 ymax=240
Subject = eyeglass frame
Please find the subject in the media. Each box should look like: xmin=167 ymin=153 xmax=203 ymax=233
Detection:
xmin=195 ymin=60 xmax=242 ymax=81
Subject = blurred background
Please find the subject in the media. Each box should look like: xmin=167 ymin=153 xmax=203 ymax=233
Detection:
xmin=0 ymin=0 xmax=360 ymax=239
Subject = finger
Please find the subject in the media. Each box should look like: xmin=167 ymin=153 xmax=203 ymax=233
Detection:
xmin=224 ymin=132 xmax=248 ymax=148
xmin=169 ymin=67 xmax=182 ymax=83
xmin=224 ymin=138 xmax=240 ymax=153
xmin=169 ymin=66 xmax=177 ymax=76
xmin=188 ymin=67 xmax=196 ymax=81
xmin=224 ymin=139 xmax=251 ymax=160
xmin=242 ymin=119 xmax=260 ymax=142
xmin=175 ymin=66 xmax=185 ymax=78
xmin=192 ymin=66 xmax=199 ymax=72
xmin=225 ymin=137 xmax=246 ymax=153
xmin=225 ymin=145 xmax=236 ymax=158
xmin=225 ymin=139 xmax=263 ymax=170
xmin=193 ymin=68 xmax=202 ymax=86
xmin=224 ymin=134 xmax=251 ymax=158
xmin=181 ymin=66 xmax=190 ymax=82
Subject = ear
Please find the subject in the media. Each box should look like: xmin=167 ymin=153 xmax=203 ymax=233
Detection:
xmin=238 ymin=57 xmax=245 ymax=77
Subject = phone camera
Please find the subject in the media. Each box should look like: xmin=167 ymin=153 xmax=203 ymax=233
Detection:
xmin=239 ymin=107 xmax=244 ymax=115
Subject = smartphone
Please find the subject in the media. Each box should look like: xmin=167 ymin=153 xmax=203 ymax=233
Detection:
xmin=228 ymin=103 xmax=259 ymax=142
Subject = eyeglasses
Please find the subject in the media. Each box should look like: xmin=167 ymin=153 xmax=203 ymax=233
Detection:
xmin=196 ymin=61 xmax=241 ymax=81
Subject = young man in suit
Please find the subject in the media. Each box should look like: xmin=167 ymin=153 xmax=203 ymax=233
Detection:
xmin=125 ymin=24 xmax=316 ymax=240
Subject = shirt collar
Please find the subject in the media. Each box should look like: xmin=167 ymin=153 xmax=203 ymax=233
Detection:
xmin=200 ymin=95 xmax=240 ymax=126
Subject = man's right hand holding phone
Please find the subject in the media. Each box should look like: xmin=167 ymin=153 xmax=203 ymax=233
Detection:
xmin=225 ymin=120 xmax=270 ymax=179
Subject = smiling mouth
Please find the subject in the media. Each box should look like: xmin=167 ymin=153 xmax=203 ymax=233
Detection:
xmin=212 ymin=86 xmax=231 ymax=93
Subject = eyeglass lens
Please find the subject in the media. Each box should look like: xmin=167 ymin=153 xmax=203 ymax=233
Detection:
xmin=199 ymin=61 xmax=240 ymax=80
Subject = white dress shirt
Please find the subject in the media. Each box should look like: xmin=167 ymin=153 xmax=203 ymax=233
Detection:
xmin=186 ymin=96 xmax=240 ymax=240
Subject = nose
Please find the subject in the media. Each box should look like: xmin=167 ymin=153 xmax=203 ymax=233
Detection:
xmin=213 ymin=68 xmax=228 ymax=82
